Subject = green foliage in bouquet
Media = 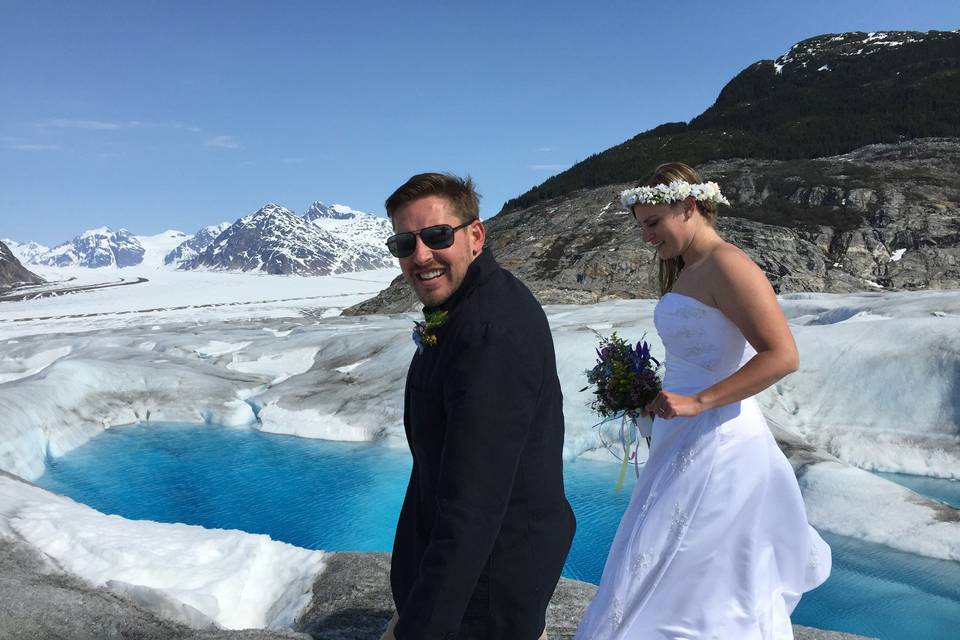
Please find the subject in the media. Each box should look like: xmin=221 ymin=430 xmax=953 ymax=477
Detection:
xmin=585 ymin=332 xmax=662 ymax=419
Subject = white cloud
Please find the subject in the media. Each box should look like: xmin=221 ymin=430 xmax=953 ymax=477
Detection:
xmin=30 ymin=119 xmax=202 ymax=133
xmin=6 ymin=143 xmax=62 ymax=151
xmin=535 ymin=146 xmax=554 ymax=152
xmin=528 ymin=163 xmax=568 ymax=171
xmin=205 ymin=135 xmax=241 ymax=149
xmin=36 ymin=119 xmax=130 ymax=130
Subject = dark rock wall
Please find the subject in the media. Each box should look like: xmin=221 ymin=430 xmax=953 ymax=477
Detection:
xmin=0 ymin=240 xmax=43 ymax=291
xmin=345 ymin=138 xmax=960 ymax=315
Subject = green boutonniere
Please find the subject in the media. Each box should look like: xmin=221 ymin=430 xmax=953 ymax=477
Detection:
xmin=412 ymin=310 xmax=449 ymax=353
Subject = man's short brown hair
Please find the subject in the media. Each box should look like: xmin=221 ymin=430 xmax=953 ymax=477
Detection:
xmin=385 ymin=173 xmax=481 ymax=223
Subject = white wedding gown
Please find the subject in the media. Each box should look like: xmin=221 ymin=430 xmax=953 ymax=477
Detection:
xmin=575 ymin=293 xmax=831 ymax=640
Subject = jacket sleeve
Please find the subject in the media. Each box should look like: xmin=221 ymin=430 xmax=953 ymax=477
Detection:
xmin=393 ymin=321 xmax=543 ymax=639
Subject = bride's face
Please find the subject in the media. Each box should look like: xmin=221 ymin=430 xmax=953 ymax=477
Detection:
xmin=632 ymin=201 xmax=690 ymax=259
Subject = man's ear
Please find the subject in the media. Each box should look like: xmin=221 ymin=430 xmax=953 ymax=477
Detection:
xmin=469 ymin=220 xmax=486 ymax=256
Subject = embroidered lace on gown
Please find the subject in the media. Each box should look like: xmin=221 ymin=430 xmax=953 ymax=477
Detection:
xmin=574 ymin=293 xmax=831 ymax=640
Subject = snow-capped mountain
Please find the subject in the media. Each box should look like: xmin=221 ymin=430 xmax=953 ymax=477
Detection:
xmin=301 ymin=201 xmax=395 ymax=269
xmin=1 ymin=239 xmax=50 ymax=265
xmin=302 ymin=201 xmax=363 ymax=221
xmin=772 ymin=30 xmax=958 ymax=74
xmin=179 ymin=203 xmax=396 ymax=275
xmin=137 ymin=230 xmax=191 ymax=269
xmin=164 ymin=222 xmax=230 ymax=267
xmin=12 ymin=198 xmax=395 ymax=275
xmin=29 ymin=228 xmax=147 ymax=268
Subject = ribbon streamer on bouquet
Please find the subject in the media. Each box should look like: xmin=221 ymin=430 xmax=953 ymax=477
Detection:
xmin=592 ymin=412 xmax=644 ymax=492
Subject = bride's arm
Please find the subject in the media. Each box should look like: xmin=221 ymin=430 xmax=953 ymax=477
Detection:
xmin=649 ymin=244 xmax=798 ymax=418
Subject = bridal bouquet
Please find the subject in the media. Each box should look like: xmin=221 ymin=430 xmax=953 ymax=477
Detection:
xmin=583 ymin=332 xmax=662 ymax=490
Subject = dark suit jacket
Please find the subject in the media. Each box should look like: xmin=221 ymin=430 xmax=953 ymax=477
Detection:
xmin=390 ymin=249 xmax=576 ymax=640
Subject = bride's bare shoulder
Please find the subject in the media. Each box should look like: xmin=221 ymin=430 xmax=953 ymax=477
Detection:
xmin=706 ymin=242 xmax=770 ymax=291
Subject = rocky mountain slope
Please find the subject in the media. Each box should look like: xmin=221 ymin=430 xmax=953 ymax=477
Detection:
xmin=0 ymin=241 xmax=43 ymax=290
xmin=164 ymin=223 xmax=230 ymax=266
xmin=506 ymin=30 xmax=960 ymax=213
xmin=179 ymin=204 xmax=395 ymax=275
xmin=8 ymin=201 xmax=394 ymax=276
xmin=300 ymin=201 xmax=395 ymax=272
xmin=1 ymin=239 xmax=49 ymax=265
xmin=346 ymin=138 xmax=960 ymax=314
xmin=28 ymin=227 xmax=147 ymax=268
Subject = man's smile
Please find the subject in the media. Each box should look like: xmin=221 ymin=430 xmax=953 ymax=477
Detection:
xmin=416 ymin=269 xmax=445 ymax=281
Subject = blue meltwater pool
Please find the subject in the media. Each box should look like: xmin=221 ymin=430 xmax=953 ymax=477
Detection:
xmin=36 ymin=422 xmax=960 ymax=639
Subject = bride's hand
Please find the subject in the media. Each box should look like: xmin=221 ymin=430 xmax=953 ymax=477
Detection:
xmin=645 ymin=390 xmax=704 ymax=420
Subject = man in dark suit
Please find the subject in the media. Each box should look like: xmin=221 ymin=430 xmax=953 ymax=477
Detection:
xmin=381 ymin=173 xmax=575 ymax=640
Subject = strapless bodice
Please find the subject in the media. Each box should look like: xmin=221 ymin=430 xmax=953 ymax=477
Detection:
xmin=653 ymin=292 xmax=755 ymax=393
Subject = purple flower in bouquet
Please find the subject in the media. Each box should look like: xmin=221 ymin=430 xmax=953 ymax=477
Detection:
xmin=583 ymin=331 xmax=663 ymax=490
xmin=584 ymin=332 xmax=662 ymax=419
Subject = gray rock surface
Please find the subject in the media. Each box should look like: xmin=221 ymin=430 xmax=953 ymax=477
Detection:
xmin=0 ymin=239 xmax=43 ymax=291
xmin=295 ymin=552 xmax=870 ymax=640
xmin=345 ymin=138 xmax=960 ymax=315
xmin=0 ymin=533 xmax=872 ymax=639
xmin=0 ymin=469 xmax=870 ymax=640
xmin=0 ymin=535 xmax=309 ymax=640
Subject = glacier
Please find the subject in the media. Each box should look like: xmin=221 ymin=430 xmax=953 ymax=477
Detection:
xmin=1 ymin=267 xmax=958 ymax=629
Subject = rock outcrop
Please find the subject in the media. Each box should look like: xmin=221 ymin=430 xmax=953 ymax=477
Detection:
xmin=345 ymin=138 xmax=960 ymax=315
xmin=0 ymin=534 xmax=309 ymax=640
xmin=0 ymin=240 xmax=43 ymax=291
xmin=0 ymin=525 xmax=871 ymax=639
xmin=506 ymin=30 xmax=960 ymax=212
xmin=294 ymin=552 xmax=868 ymax=640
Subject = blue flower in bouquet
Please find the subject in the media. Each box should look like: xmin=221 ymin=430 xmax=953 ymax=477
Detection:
xmin=583 ymin=332 xmax=663 ymax=491
xmin=584 ymin=332 xmax=662 ymax=419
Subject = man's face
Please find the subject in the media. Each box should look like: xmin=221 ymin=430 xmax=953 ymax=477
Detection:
xmin=392 ymin=195 xmax=485 ymax=307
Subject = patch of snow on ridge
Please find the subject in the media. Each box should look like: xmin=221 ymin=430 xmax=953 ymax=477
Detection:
xmin=257 ymin=402 xmax=375 ymax=441
xmin=890 ymin=248 xmax=907 ymax=262
xmin=194 ymin=340 xmax=252 ymax=358
xmin=226 ymin=347 xmax=319 ymax=384
xmin=2 ymin=239 xmax=50 ymax=264
xmin=0 ymin=476 xmax=326 ymax=630
xmin=335 ymin=358 xmax=370 ymax=373
xmin=0 ymin=346 xmax=71 ymax=384
xmin=135 ymin=230 xmax=189 ymax=269
xmin=771 ymin=30 xmax=938 ymax=74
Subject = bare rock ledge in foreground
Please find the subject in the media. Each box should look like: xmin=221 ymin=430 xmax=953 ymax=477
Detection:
xmin=299 ymin=553 xmax=868 ymax=640
xmin=0 ymin=535 xmax=870 ymax=640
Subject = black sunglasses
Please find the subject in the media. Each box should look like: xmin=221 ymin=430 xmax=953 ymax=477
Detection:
xmin=385 ymin=219 xmax=477 ymax=258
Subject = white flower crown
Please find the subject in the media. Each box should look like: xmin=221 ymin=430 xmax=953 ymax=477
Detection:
xmin=620 ymin=180 xmax=731 ymax=209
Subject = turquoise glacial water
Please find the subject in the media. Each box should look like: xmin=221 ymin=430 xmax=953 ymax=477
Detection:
xmin=875 ymin=471 xmax=960 ymax=508
xmin=36 ymin=423 xmax=960 ymax=639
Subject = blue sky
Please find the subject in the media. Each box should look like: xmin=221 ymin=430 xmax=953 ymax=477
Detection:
xmin=2 ymin=1 xmax=959 ymax=246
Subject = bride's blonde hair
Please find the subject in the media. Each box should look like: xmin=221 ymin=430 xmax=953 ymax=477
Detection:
xmin=638 ymin=162 xmax=719 ymax=297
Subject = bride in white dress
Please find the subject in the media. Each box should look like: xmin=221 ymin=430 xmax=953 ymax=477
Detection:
xmin=575 ymin=163 xmax=831 ymax=640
